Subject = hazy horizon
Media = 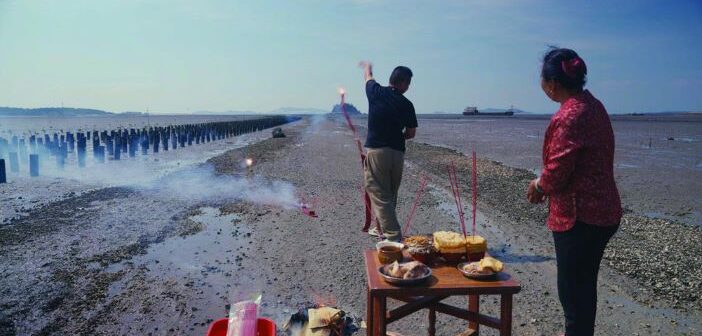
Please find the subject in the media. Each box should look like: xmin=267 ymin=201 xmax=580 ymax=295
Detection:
xmin=1 ymin=0 xmax=701 ymax=115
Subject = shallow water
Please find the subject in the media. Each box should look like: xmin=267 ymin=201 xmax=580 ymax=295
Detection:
xmin=96 ymin=206 xmax=261 ymax=335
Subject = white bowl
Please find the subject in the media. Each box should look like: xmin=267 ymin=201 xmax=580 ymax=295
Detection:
xmin=376 ymin=241 xmax=404 ymax=252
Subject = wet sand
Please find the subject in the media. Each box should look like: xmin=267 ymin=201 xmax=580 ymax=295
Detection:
xmin=0 ymin=116 xmax=700 ymax=335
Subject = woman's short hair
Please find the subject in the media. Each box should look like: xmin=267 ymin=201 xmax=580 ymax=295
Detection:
xmin=542 ymin=47 xmax=587 ymax=91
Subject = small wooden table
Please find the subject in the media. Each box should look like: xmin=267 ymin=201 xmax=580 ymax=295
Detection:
xmin=364 ymin=250 xmax=521 ymax=336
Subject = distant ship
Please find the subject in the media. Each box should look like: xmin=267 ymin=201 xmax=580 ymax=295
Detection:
xmin=462 ymin=106 xmax=515 ymax=116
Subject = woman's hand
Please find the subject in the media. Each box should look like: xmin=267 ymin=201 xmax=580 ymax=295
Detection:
xmin=527 ymin=179 xmax=547 ymax=204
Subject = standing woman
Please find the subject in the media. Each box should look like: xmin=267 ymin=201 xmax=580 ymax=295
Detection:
xmin=527 ymin=47 xmax=622 ymax=336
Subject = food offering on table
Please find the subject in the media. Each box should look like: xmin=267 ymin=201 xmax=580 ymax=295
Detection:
xmin=376 ymin=241 xmax=404 ymax=265
xmin=433 ymin=231 xmax=468 ymax=263
xmin=379 ymin=260 xmax=432 ymax=285
xmin=465 ymin=235 xmax=487 ymax=262
xmin=458 ymin=256 xmax=504 ymax=280
xmin=403 ymin=235 xmax=436 ymax=264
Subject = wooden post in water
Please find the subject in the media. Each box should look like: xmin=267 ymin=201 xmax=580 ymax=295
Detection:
xmin=56 ymin=144 xmax=66 ymax=169
xmin=77 ymin=134 xmax=87 ymax=167
xmin=29 ymin=154 xmax=39 ymax=177
xmin=29 ymin=136 xmax=37 ymax=154
xmin=96 ymin=146 xmax=105 ymax=163
xmin=67 ymin=132 xmax=75 ymax=152
xmin=162 ymin=131 xmax=169 ymax=151
xmin=18 ymin=139 xmax=27 ymax=164
xmin=9 ymin=152 xmax=19 ymax=173
xmin=153 ymin=132 xmax=160 ymax=153
xmin=0 ymin=159 xmax=6 ymax=183
xmin=0 ymin=138 xmax=7 ymax=160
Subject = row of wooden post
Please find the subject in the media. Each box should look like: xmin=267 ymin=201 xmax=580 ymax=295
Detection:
xmin=0 ymin=116 xmax=299 ymax=183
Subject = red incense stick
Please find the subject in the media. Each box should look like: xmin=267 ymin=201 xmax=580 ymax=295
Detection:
xmin=340 ymin=90 xmax=365 ymax=159
xmin=402 ymin=174 xmax=428 ymax=236
xmin=340 ymin=88 xmax=383 ymax=237
xmin=452 ymin=162 xmax=465 ymax=222
xmin=448 ymin=162 xmax=470 ymax=261
xmin=448 ymin=162 xmax=467 ymax=239
xmin=471 ymin=148 xmax=477 ymax=237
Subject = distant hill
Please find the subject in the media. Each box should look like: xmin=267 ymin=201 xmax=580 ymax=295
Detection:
xmin=0 ymin=107 xmax=113 ymax=117
xmin=331 ymin=103 xmax=362 ymax=115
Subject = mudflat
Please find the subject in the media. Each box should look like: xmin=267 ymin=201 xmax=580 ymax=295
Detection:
xmin=0 ymin=116 xmax=699 ymax=335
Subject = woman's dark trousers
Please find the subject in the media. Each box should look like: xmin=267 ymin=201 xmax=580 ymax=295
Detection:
xmin=553 ymin=220 xmax=619 ymax=336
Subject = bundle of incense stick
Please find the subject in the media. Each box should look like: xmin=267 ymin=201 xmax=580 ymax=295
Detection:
xmin=402 ymin=174 xmax=428 ymax=236
xmin=340 ymin=89 xmax=382 ymax=236
xmin=471 ymin=149 xmax=477 ymax=237
xmin=447 ymin=161 xmax=468 ymax=238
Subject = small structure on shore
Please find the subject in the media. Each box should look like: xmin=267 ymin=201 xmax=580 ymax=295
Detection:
xmin=271 ymin=127 xmax=286 ymax=138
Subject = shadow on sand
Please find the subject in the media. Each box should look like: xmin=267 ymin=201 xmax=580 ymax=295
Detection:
xmin=488 ymin=244 xmax=554 ymax=264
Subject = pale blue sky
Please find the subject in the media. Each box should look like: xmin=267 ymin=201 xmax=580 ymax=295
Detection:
xmin=1 ymin=0 xmax=701 ymax=114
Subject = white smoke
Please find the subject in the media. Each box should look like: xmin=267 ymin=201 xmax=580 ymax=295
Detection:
xmin=305 ymin=114 xmax=327 ymax=135
xmin=3 ymin=131 xmax=300 ymax=210
xmin=146 ymin=164 xmax=299 ymax=208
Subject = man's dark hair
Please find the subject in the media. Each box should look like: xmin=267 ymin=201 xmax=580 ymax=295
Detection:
xmin=389 ymin=66 xmax=413 ymax=86
xmin=541 ymin=47 xmax=587 ymax=91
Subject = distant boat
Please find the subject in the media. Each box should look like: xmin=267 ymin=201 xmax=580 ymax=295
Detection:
xmin=463 ymin=106 xmax=514 ymax=116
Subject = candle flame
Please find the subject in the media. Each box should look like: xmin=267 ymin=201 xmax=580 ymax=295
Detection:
xmin=245 ymin=158 xmax=254 ymax=167
xmin=338 ymin=87 xmax=346 ymax=96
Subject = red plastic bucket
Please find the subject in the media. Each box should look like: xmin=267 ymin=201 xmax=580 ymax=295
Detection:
xmin=206 ymin=317 xmax=276 ymax=336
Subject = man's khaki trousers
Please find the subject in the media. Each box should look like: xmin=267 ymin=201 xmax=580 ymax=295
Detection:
xmin=364 ymin=147 xmax=404 ymax=241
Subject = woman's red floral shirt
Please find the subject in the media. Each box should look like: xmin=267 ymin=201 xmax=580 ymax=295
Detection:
xmin=539 ymin=90 xmax=622 ymax=232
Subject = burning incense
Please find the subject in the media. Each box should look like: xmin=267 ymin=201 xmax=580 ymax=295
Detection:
xmin=339 ymin=88 xmax=365 ymax=160
xmin=299 ymin=194 xmax=319 ymax=218
xmin=402 ymin=174 xmax=428 ymax=236
xmin=338 ymin=88 xmax=383 ymax=237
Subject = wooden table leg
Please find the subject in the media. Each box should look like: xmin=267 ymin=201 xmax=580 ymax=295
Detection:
xmin=500 ymin=294 xmax=513 ymax=336
xmin=378 ymin=295 xmax=387 ymax=336
xmin=428 ymin=308 xmax=436 ymax=336
xmin=367 ymin=289 xmax=374 ymax=336
xmin=468 ymin=294 xmax=480 ymax=335
xmin=372 ymin=295 xmax=380 ymax=336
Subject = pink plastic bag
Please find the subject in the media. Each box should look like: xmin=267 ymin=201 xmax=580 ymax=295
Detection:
xmin=226 ymin=295 xmax=261 ymax=336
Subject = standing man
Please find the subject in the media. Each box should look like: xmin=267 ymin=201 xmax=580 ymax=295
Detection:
xmin=359 ymin=61 xmax=417 ymax=242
